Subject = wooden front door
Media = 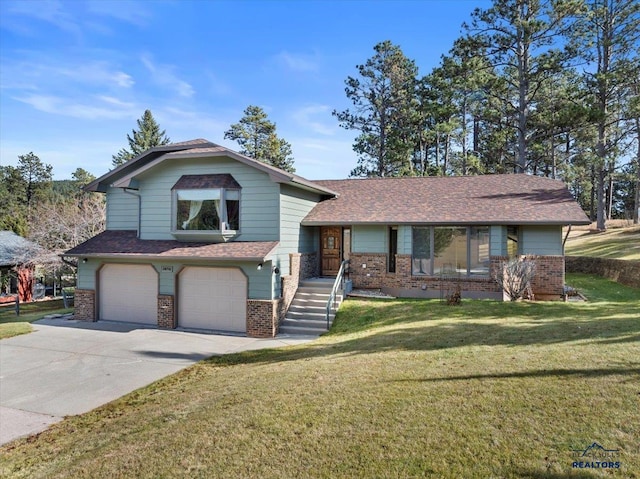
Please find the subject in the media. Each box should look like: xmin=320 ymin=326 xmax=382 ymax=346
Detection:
xmin=321 ymin=226 xmax=342 ymax=276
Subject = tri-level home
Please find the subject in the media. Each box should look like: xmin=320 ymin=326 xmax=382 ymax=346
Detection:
xmin=64 ymin=139 xmax=590 ymax=337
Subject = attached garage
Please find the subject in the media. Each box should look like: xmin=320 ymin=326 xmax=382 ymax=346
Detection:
xmin=178 ymin=267 xmax=247 ymax=333
xmin=99 ymin=264 xmax=158 ymax=324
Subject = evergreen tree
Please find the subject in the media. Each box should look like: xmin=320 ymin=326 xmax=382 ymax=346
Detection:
xmin=462 ymin=0 xmax=584 ymax=173
xmin=333 ymin=41 xmax=419 ymax=177
xmin=224 ymin=105 xmax=295 ymax=173
xmin=573 ymin=0 xmax=640 ymax=229
xmin=112 ymin=110 xmax=170 ymax=167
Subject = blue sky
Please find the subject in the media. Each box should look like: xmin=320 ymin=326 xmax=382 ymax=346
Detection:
xmin=0 ymin=0 xmax=491 ymax=180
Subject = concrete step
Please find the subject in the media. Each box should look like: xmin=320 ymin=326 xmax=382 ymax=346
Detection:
xmin=281 ymin=317 xmax=331 ymax=329
xmin=288 ymin=304 xmax=327 ymax=314
xmin=296 ymin=286 xmax=334 ymax=295
xmin=294 ymin=291 xmax=342 ymax=301
xmin=299 ymin=278 xmax=335 ymax=288
xmin=285 ymin=310 xmax=333 ymax=321
xmin=278 ymin=325 xmax=326 ymax=336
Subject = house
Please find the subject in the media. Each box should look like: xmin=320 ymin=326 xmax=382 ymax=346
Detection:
xmin=64 ymin=139 xmax=590 ymax=337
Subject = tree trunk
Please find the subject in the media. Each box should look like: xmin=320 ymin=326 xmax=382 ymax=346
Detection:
xmin=635 ymin=116 xmax=640 ymax=224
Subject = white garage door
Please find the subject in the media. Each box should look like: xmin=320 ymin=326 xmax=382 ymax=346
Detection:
xmin=99 ymin=264 xmax=158 ymax=324
xmin=178 ymin=267 xmax=247 ymax=332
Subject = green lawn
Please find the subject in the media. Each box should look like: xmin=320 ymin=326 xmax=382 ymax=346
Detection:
xmin=1 ymin=274 xmax=638 ymax=478
xmin=0 ymin=299 xmax=73 ymax=339
xmin=565 ymin=225 xmax=640 ymax=260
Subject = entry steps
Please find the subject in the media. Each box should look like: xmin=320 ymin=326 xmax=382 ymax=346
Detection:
xmin=279 ymin=278 xmax=343 ymax=336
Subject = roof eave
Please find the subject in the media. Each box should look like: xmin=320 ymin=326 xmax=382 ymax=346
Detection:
xmin=300 ymin=219 xmax=592 ymax=226
xmin=84 ymin=141 xmax=219 ymax=192
xmin=61 ymin=252 xmax=276 ymax=262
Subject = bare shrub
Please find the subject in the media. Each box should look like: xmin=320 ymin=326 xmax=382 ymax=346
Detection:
xmin=494 ymin=258 xmax=536 ymax=301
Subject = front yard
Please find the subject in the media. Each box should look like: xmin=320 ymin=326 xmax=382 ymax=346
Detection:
xmin=0 ymin=299 xmax=73 ymax=339
xmin=1 ymin=274 xmax=638 ymax=478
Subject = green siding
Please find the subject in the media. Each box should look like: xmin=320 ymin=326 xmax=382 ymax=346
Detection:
xmin=135 ymin=157 xmax=280 ymax=241
xmin=276 ymin=185 xmax=321 ymax=294
xmin=521 ymin=226 xmax=563 ymax=255
xmin=352 ymin=225 xmax=386 ymax=253
xmin=490 ymin=225 xmax=507 ymax=256
xmin=105 ymin=188 xmax=138 ymax=231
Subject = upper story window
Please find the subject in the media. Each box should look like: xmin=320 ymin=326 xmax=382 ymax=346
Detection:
xmin=172 ymin=174 xmax=241 ymax=237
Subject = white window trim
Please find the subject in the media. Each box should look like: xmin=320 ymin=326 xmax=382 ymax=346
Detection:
xmin=172 ymin=188 xmax=241 ymax=238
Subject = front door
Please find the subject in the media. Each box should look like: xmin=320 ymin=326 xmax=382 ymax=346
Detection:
xmin=321 ymin=226 xmax=342 ymax=276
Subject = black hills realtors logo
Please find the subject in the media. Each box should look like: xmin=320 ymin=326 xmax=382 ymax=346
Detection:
xmin=571 ymin=442 xmax=621 ymax=469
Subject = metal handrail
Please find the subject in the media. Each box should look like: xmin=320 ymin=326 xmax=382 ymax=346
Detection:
xmin=326 ymin=259 xmax=350 ymax=329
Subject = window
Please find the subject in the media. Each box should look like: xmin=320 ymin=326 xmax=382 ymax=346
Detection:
xmin=412 ymin=226 xmax=490 ymax=276
xmin=434 ymin=227 xmax=467 ymax=274
xmin=172 ymin=174 xmax=241 ymax=235
xmin=507 ymin=226 xmax=519 ymax=257
xmin=388 ymin=226 xmax=398 ymax=273
xmin=175 ymin=188 xmax=239 ymax=232
xmin=412 ymin=227 xmax=431 ymax=275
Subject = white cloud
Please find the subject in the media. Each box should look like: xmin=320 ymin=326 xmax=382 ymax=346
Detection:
xmin=0 ymin=57 xmax=134 ymax=91
xmin=291 ymin=104 xmax=336 ymax=135
xmin=276 ymin=51 xmax=320 ymax=72
xmin=141 ymin=54 xmax=194 ymax=98
xmin=85 ymin=1 xmax=151 ymax=27
xmin=13 ymin=94 xmax=139 ymax=120
xmin=6 ymin=0 xmax=81 ymax=36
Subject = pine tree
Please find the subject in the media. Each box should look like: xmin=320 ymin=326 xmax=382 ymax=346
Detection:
xmin=333 ymin=41 xmax=419 ymax=177
xmin=112 ymin=110 xmax=170 ymax=167
xmin=224 ymin=105 xmax=295 ymax=173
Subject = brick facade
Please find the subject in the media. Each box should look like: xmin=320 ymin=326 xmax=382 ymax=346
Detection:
xmin=524 ymin=255 xmax=565 ymax=299
xmin=157 ymin=295 xmax=175 ymax=329
xmin=74 ymin=289 xmax=96 ymax=321
xmin=349 ymin=252 xmax=566 ymax=300
xmin=247 ymin=299 xmax=280 ymax=338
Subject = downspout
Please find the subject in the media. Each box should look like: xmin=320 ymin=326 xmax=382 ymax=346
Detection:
xmin=562 ymin=225 xmax=572 ymax=254
xmin=123 ymin=188 xmax=142 ymax=238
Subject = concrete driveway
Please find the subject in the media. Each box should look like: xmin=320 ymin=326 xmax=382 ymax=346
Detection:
xmin=0 ymin=317 xmax=314 ymax=445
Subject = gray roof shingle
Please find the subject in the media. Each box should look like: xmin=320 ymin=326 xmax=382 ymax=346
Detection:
xmin=65 ymin=231 xmax=278 ymax=261
xmin=303 ymin=174 xmax=590 ymax=225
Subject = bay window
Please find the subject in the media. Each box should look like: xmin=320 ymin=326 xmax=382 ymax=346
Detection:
xmin=172 ymin=174 xmax=241 ymax=236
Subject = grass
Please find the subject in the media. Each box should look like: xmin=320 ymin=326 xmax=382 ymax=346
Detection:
xmin=565 ymin=225 xmax=640 ymax=260
xmin=1 ymin=274 xmax=639 ymax=478
xmin=0 ymin=299 xmax=73 ymax=339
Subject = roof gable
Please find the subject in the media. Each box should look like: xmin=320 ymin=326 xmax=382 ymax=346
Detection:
xmin=303 ymin=175 xmax=590 ymax=226
xmin=86 ymin=139 xmax=337 ymax=196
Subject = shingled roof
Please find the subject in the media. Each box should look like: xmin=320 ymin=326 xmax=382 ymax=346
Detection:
xmin=303 ymin=174 xmax=590 ymax=226
xmin=65 ymin=231 xmax=278 ymax=261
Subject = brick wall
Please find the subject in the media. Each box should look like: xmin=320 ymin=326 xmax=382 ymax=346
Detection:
xmin=566 ymin=256 xmax=640 ymax=289
xmin=247 ymin=299 xmax=280 ymax=338
xmin=157 ymin=295 xmax=175 ymax=329
xmin=523 ymin=255 xmax=565 ymax=298
xmin=351 ymin=253 xmax=503 ymax=299
xmin=74 ymin=289 xmax=95 ymax=321
xmin=349 ymin=253 xmax=387 ymax=289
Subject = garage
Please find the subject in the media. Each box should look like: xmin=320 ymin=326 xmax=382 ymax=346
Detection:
xmin=99 ymin=264 xmax=158 ymax=324
xmin=178 ymin=267 xmax=247 ymax=332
